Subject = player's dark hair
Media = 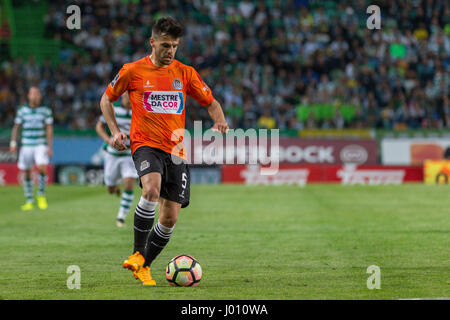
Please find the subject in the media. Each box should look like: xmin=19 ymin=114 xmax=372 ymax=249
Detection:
xmin=27 ymin=85 xmax=40 ymax=93
xmin=152 ymin=17 xmax=184 ymax=39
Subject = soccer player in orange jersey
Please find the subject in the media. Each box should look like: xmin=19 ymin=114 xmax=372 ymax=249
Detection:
xmin=99 ymin=17 xmax=228 ymax=285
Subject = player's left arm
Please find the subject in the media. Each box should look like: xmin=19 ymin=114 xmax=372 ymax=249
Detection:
xmin=187 ymin=67 xmax=228 ymax=134
xmin=45 ymin=108 xmax=54 ymax=158
xmin=46 ymin=123 xmax=53 ymax=158
xmin=95 ymin=119 xmax=114 ymax=146
xmin=205 ymin=99 xmax=229 ymax=134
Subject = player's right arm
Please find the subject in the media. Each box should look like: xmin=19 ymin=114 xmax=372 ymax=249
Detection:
xmin=10 ymin=107 xmax=23 ymax=153
xmin=10 ymin=123 xmax=21 ymax=154
xmin=100 ymin=65 xmax=132 ymax=151
xmin=100 ymin=94 xmax=127 ymax=151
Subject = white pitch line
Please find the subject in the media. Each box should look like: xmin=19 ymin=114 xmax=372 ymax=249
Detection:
xmin=397 ymin=297 xmax=450 ymax=300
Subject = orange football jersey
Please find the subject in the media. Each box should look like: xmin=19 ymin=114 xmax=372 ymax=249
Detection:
xmin=105 ymin=56 xmax=214 ymax=159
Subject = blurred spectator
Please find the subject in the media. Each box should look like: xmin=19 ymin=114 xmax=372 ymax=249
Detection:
xmin=0 ymin=20 xmax=11 ymax=39
xmin=0 ymin=0 xmax=449 ymax=131
xmin=333 ymin=108 xmax=345 ymax=129
xmin=257 ymin=107 xmax=276 ymax=130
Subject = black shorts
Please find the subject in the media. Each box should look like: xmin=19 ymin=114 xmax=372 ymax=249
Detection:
xmin=132 ymin=146 xmax=190 ymax=208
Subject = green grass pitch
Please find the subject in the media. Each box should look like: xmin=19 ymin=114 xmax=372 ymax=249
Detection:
xmin=0 ymin=184 xmax=448 ymax=300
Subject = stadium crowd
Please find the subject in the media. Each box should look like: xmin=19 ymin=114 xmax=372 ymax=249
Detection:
xmin=0 ymin=0 xmax=449 ymax=131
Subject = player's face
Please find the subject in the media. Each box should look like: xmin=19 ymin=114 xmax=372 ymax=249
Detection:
xmin=150 ymin=34 xmax=180 ymax=66
xmin=28 ymin=87 xmax=42 ymax=107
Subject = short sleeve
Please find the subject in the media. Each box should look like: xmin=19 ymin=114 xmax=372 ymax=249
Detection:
xmin=186 ymin=67 xmax=214 ymax=106
xmin=105 ymin=64 xmax=132 ymax=101
xmin=14 ymin=107 xmax=23 ymax=124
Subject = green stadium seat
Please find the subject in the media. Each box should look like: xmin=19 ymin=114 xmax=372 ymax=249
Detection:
xmin=340 ymin=105 xmax=356 ymax=122
xmin=296 ymin=105 xmax=310 ymax=122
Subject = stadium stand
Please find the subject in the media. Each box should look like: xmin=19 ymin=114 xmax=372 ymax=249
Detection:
xmin=0 ymin=0 xmax=449 ymax=131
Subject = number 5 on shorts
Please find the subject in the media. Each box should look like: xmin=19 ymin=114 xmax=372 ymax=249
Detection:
xmin=181 ymin=172 xmax=187 ymax=189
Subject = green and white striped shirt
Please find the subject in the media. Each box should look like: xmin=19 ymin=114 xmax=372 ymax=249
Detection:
xmin=14 ymin=105 xmax=53 ymax=146
xmin=100 ymin=105 xmax=132 ymax=156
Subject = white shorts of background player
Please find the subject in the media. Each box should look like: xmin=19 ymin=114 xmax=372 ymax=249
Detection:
xmin=103 ymin=152 xmax=138 ymax=187
xmin=18 ymin=145 xmax=49 ymax=170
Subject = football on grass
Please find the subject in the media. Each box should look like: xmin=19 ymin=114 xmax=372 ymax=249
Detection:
xmin=166 ymin=255 xmax=202 ymax=287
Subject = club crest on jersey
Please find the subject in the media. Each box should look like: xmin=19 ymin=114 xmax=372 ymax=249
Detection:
xmin=172 ymin=78 xmax=183 ymax=90
xmin=140 ymin=160 xmax=150 ymax=171
xmin=143 ymin=91 xmax=184 ymax=114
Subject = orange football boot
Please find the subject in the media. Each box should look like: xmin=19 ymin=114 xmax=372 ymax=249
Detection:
xmin=135 ymin=266 xmax=156 ymax=286
xmin=122 ymin=251 xmax=145 ymax=279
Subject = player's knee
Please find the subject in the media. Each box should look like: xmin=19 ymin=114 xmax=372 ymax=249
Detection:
xmin=160 ymin=215 xmax=177 ymax=228
xmin=142 ymin=185 xmax=160 ymax=201
xmin=159 ymin=202 xmax=179 ymax=227
xmin=24 ymin=170 xmax=32 ymax=179
xmin=123 ymin=178 xmax=135 ymax=191
xmin=107 ymin=186 xmax=116 ymax=194
xmin=37 ymin=165 xmax=47 ymax=174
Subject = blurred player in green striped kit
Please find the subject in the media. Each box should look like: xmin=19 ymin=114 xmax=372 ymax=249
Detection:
xmin=96 ymin=92 xmax=138 ymax=227
xmin=10 ymin=87 xmax=53 ymax=211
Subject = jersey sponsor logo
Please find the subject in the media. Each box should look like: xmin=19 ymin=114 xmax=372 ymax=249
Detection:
xmin=110 ymin=73 xmax=120 ymax=88
xmin=22 ymin=118 xmax=45 ymax=127
xmin=172 ymin=78 xmax=183 ymax=90
xmin=143 ymin=91 xmax=184 ymax=114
